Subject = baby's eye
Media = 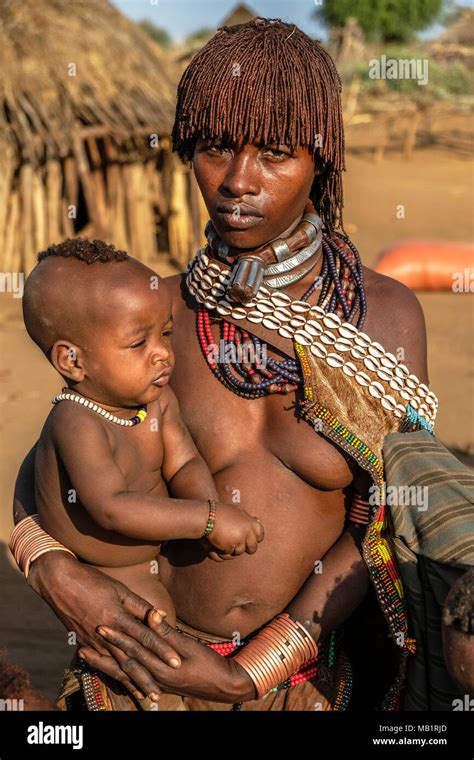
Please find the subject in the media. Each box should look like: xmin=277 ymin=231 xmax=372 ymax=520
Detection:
xmin=130 ymin=338 xmax=146 ymax=349
xmin=162 ymin=329 xmax=174 ymax=337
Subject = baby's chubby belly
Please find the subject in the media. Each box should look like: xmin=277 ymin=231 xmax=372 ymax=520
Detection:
xmin=157 ymin=457 xmax=348 ymax=638
xmin=94 ymin=561 xmax=177 ymax=627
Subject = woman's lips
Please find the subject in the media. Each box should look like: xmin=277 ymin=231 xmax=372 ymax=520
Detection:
xmin=216 ymin=211 xmax=263 ymax=229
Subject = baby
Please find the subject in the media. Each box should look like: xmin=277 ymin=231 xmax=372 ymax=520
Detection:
xmin=22 ymin=238 xmax=264 ymax=627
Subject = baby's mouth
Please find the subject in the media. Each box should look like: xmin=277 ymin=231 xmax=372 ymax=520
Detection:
xmin=152 ymin=370 xmax=172 ymax=387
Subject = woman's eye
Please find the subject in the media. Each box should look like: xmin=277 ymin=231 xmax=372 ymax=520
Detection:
xmin=208 ymin=144 xmax=228 ymax=154
xmin=130 ymin=339 xmax=146 ymax=349
xmin=264 ymin=148 xmax=288 ymax=158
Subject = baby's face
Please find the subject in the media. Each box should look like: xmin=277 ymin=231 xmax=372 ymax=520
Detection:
xmin=78 ymin=277 xmax=175 ymax=408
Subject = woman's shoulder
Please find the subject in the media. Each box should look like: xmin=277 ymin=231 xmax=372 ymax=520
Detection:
xmin=362 ymin=265 xmax=425 ymax=320
xmin=361 ymin=265 xmax=428 ymax=384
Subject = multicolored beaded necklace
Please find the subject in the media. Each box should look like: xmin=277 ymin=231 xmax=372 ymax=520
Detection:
xmin=196 ymin=230 xmax=367 ymax=398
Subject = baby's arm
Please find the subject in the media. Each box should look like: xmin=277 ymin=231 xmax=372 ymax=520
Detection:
xmin=160 ymin=387 xmax=218 ymax=502
xmin=159 ymin=388 xmax=264 ymax=557
xmin=50 ymin=405 xmax=210 ymax=542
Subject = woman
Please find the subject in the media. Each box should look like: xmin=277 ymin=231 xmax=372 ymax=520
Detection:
xmin=10 ymin=18 xmax=438 ymax=711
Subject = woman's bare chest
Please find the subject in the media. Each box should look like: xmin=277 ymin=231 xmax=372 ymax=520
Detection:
xmin=170 ymin=321 xmax=354 ymax=492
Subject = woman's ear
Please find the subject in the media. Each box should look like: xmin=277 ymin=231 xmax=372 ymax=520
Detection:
xmin=50 ymin=341 xmax=85 ymax=382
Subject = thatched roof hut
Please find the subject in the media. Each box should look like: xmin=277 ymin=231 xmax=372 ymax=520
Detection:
xmin=430 ymin=8 xmax=474 ymax=63
xmin=436 ymin=8 xmax=474 ymax=46
xmin=0 ymin=0 xmax=200 ymax=274
xmin=221 ymin=3 xmax=257 ymax=28
xmin=175 ymin=2 xmax=257 ymax=65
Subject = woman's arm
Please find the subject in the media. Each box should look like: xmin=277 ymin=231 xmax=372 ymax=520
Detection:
xmin=284 ymin=522 xmax=369 ymax=642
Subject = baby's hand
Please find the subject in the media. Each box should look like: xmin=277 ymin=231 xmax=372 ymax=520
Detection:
xmin=205 ymin=503 xmax=264 ymax=560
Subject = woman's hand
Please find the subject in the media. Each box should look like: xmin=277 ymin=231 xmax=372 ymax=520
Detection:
xmin=28 ymin=551 xmax=182 ymax=699
xmin=78 ymin=611 xmax=257 ymax=704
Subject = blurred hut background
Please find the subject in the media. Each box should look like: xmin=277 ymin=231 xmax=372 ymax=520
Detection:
xmin=322 ymin=7 xmax=474 ymax=162
xmin=0 ymin=0 xmax=206 ymax=275
xmin=0 ymin=0 xmax=472 ymax=276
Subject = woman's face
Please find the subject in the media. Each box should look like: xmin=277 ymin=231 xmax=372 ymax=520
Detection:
xmin=192 ymin=136 xmax=317 ymax=251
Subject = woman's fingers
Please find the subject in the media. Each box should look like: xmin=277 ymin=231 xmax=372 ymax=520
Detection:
xmin=142 ymin=611 xmax=183 ymax=668
xmin=77 ymin=646 xmax=148 ymax=701
xmin=96 ymin=640 xmax=164 ymax=702
xmin=112 ymin=611 xmax=182 ymax=668
xmin=97 ymin=622 xmax=180 ymax=679
xmin=117 ymin=586 xmax=157 ymax=622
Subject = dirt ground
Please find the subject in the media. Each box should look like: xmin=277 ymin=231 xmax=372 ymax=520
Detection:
xmin=0 ymin=147 xmax=472 ymax=700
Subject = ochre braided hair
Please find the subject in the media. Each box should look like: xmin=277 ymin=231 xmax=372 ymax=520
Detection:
xmin=172 ymin=17 xmax=346 ymax=232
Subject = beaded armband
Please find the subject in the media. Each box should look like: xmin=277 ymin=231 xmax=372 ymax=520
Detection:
xmin=8 ymin=515 xmax=77 ymax=579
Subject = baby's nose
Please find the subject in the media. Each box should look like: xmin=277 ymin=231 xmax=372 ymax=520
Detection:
xmin=152 ymin=347 xmax=171 ymax=365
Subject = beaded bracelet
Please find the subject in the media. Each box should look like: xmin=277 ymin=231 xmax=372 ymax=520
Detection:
xmin=8 ymin=515 xmax=77 ymax=579
xmin=233 ymin=613 xmax=318 ymax=698
xmin=202 ymin=499 xmax=217 ymax=537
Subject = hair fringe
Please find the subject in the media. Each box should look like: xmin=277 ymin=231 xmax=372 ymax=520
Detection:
xmin=172 ymin=17 xmax=346 ymax=232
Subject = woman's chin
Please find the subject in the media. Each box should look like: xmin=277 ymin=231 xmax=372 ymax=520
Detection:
xmin=212 ymin=219 xmax=268 ymax=250
xmin=218 ymin=229 xmax=269 ymax=252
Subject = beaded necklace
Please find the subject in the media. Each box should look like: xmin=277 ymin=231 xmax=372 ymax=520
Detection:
xmin=196 ymin=231 xmax=366 ymax=398
xmin=52 ymin=389 xmax=147 ymax=427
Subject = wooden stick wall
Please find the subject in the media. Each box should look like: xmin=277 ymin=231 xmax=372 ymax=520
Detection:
xmin=0 ymin=131 xmax=200 ymax=274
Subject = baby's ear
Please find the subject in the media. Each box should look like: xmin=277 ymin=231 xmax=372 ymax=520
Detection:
xmin=50 ymin=341 xmax=85 ymax=382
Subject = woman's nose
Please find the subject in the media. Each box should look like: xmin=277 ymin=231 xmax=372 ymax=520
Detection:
xmin=221 ymin=152 xmax=259 ymax=198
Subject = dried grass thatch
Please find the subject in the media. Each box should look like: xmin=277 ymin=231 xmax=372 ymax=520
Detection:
xmin=221 ymin=3 xmax=257 ymax=28
xmin=0 ymin=0 xmax=202 ymax=273
xmin=430 ymin=8 xmax=474 ymax=63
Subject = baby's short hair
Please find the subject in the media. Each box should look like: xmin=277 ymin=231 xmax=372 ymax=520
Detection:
xmin=23 ymin=238 xmax=134 ymax=356
xmin=37 ymin=238 xmax=129 ymax=264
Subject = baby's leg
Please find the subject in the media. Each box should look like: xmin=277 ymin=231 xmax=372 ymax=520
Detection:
xmin=94 ymin=559 xmax=176 ymax=627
